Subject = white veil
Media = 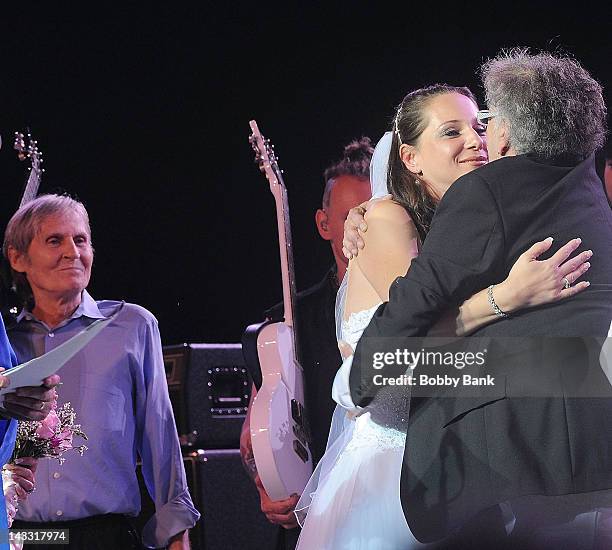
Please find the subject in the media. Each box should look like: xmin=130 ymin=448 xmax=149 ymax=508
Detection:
xmin=369 ymin=131 xmax=394 ymax=199
xmin=334 ymin=131 xmax=393 ymax=338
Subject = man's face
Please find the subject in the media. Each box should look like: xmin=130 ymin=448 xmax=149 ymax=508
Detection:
xmin=11 ymin=211 xmax=93 ymax=301
xmin=318 ymin=175 xmax=371 ymax=269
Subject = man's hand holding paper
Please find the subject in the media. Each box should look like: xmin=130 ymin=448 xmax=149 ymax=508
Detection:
xmin=0 ymin=373 xmax=60 ymax=421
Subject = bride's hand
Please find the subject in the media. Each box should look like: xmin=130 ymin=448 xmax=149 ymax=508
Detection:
xmin=493 ymin=237 xmax=591 ymax=313
xmin=342 ymin=195 xmax=392 ymax=260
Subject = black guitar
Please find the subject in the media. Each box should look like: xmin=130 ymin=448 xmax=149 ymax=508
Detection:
xmin=0 ymin=131 xmax=43 ymax=321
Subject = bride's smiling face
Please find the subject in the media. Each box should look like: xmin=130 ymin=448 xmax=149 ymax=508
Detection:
xmin=400 ymin=93 xmax=488 ymax=201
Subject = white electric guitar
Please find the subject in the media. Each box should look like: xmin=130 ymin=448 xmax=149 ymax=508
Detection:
xmin=243 ymin=120 xmax=312 ymax=500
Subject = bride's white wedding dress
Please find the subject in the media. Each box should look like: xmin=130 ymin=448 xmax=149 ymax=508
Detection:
xmin=295 ymin=303 xmax=425 ymax=550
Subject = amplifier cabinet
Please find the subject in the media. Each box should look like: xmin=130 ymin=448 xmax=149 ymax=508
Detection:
xmin=163 ymin=343 xmax=251 ymax=449
xmin=137 ymin=449 xmax=278 ymax=550
xmin=192 ymin=449 xmax=279 ymax=550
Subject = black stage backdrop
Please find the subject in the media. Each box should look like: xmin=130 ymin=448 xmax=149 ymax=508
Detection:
xmin=0 ymin=5 xmax=609 ymax=345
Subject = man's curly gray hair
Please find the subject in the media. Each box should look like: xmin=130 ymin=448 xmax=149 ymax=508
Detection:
xmin=481 ymin=48 xmax=607 ymax=159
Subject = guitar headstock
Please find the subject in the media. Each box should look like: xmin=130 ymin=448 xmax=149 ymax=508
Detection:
xmin=249 ymin=120 xmax=284 ymax=190
xmin=14 ymin=130 xmax=43 ymax=174
xmin=14 ymin=130 xmax=44 ymax=207
xmin=13 ymin=132 xmax=26 ymax=160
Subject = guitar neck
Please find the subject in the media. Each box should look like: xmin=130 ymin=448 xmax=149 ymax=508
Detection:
xmin=19 ymin=169 xmax=41 ymax=208
xmin=273 ymin=184 xmax=300 ymax=363
xmin=248 ymin=120 xmax=300 ymax=364
xmin=274 ymin=186 xmax=298 ymax=322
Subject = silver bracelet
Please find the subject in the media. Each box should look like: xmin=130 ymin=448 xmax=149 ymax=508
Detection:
xmin=487 ymin=285 xmax=509 ymax=318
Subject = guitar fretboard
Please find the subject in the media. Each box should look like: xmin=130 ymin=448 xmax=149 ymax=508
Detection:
xmin=20 ymin=170 xmax=41 ymax=207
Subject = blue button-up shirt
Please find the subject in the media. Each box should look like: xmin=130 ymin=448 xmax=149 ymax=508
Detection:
xmin=0 ymin=313 xmax=18 ymax=550
xmin=8 ymin=291 xmax=199 ymax=548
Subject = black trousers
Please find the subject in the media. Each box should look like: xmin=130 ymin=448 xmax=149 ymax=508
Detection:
xmin=12 ymin=514 xmax=141 ymax=550
xmin=275 ymin=526 xmax=300 ymax=550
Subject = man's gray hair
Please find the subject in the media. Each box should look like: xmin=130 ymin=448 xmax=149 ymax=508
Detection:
xmin=481 ymin=48 xmax=607 ymax=159
xmin=3 ymin=194 xmax=91 ymax=256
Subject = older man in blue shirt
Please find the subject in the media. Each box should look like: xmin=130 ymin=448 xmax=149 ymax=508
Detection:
xmin=4 ymin=194 xmax=199 ymax=549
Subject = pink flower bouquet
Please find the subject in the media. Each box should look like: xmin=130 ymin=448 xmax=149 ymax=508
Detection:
xmin=10 ymin=401 xmax=88 ymax=465
xmin=3 ymin=402 xmax=88 ymax=537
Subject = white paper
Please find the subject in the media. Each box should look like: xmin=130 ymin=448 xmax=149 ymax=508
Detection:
xmin=0 ymin=313 xmax=116 ymax=395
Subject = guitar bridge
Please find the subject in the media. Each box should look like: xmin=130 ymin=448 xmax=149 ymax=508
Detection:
xmin=293 ymin=439 xmax=309 ymax=463
xmin=292 ymin=424 xmax=308 ymax=447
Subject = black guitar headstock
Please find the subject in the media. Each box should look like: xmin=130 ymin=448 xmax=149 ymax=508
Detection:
xmin=14 ymin=130 xmax=44 ymax=207
xmin=0 ymin=130 xmax=45 ymax=321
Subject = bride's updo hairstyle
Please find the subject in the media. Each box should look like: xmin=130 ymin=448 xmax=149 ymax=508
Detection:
xmin=388 ymin=84 xmax=477 ymax=242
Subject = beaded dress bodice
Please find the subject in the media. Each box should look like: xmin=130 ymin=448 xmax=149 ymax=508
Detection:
xmin=335 ymin=304 xmax=409 ymax=450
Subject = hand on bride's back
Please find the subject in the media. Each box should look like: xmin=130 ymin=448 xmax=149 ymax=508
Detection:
xmin=495 ymin=237 xmax=592 ymax=312
xmin=342 ymin=195 xmax=392 ymax=259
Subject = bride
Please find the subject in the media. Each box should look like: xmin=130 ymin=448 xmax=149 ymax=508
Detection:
xmin=294 ymin=85 xmax=592 ymax=549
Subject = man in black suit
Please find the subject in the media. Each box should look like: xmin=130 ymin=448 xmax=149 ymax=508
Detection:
xmin=345 ymin=50 xmax=612 ymax=548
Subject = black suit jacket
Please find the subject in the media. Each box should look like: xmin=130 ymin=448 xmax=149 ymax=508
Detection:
xmin=350 ymin=153 xmax=612 ymax=542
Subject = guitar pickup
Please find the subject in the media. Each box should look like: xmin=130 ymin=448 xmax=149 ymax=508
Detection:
xmin=291 ymin=399 xmax=312 ymax=444
xmin=293 ymin=439 xmax=309 ymax=463
xmin=291 ymin=399 xmax=304 ymax=425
